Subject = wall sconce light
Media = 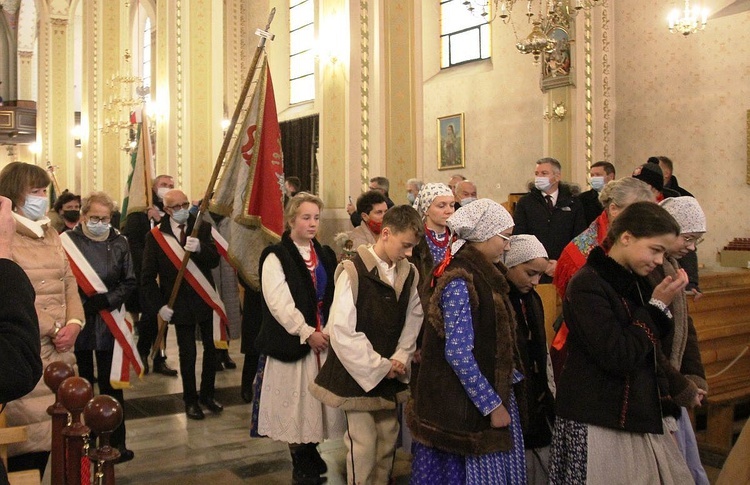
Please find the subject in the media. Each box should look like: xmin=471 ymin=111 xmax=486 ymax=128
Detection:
xmin=220 ymin=118 xmax=231 ymax=134
xmin=318 ymin=10 xmax=348 ymax=66
xmin=543 ymin=101 xmax=567 ymax=122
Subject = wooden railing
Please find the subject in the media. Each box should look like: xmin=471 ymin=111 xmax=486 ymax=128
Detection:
xmin=689 ymin=268 xmax=750 ymax=454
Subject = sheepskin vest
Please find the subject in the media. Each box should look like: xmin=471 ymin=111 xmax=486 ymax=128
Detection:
xmin=408 ymin=244 xmax=523 ymax=456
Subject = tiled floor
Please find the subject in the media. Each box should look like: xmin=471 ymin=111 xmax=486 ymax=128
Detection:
xmin=114 ymin=335 xmax=411 ymax=484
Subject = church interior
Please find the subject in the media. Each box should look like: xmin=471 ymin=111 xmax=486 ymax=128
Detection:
xmin=1 ymin=0 xmax=749 ymax=483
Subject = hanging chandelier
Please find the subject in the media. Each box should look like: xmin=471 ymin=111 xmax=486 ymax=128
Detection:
xmin=668 ymin=0 xmax=709 ymax=36
xmin=463 ymin=0 xmax=603 ymax=64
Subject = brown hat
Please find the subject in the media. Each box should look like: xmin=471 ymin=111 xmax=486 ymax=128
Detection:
xmin=632 ymin=162 xmax=663 ymax=192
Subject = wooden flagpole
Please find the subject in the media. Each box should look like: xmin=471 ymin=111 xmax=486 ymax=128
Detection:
xmin=151 ymin=8 xmax=277 ymax=358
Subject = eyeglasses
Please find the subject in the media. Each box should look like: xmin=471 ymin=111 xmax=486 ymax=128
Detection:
xmin=498 ymin=233 xmax=511 ymax=242
xmin=88 ymin=216 xmax=111 ymax=224
xmin=166 ymin=202 xmax=191 ymax=211
xmin=682 ymin=235 xmax=705 ymax=246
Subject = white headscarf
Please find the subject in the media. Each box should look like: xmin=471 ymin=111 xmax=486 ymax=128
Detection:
xmin=659 ymin=196 xmax=707 ymax=233
xmin=504 ymin=235 xmax=548 ymax=269
xmin=446 ymin=198 xmax=514 ymax=254
xmin=412 ymin=183 xmax=454 ymax=219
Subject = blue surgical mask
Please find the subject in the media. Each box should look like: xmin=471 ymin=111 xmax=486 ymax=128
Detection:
xmin=86 ymin=221 xmax=110 ymax=237
xmin=22 ymin=195 xmax=49 ymax=221
xmin=590 ymin=176 xmax=605 ymax=191
xmin=460 ymin=197 xmax=477 ymax=207
xmin=534 ymin=177 xmax=552 ymax=192
xmin=406 ymin=193 xmax=416 ymax=205
xmin=171 ymin=208 xmax=189 ymax=224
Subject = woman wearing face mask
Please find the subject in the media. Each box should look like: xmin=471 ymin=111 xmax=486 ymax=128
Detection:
xmin=549 ymin=202 xmax=693 ymax=484
xmin=51 ymin=190 xmax=82 ymax=233
xmin=647 ymin=196 xmax=710 ymax=485
xmin=409 ymin=199 xmax=527 ymax=484
xmin=60 ymin=192 xmax=138 ymax=463
xmin=0 ymin=162 xmax=84 ymax=478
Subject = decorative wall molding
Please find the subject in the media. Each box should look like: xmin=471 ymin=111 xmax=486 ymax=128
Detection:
xmin=359 ymin=0 xmax=369 ymax=190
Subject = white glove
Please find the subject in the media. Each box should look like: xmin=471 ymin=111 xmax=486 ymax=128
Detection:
xmin=158 ymin=305 xmax=174 ymax=322
xmin=184 ymin=236 xmax=201 ymax=253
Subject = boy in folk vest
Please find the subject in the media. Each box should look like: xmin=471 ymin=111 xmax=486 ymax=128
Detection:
xmin=310 ymin=205 xmax=424 ymax=484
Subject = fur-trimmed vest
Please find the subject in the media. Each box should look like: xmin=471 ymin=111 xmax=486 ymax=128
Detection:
xmin=310 ymin=247 xmax=416 ymax=411
xmin=407 ymin=244 xmax=524 ymax=456
xmin=255 ymin=231 xmax=336 ymax=362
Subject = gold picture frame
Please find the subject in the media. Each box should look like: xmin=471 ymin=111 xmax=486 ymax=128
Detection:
xmin=437 ymin=113 xmax=465 ymax=171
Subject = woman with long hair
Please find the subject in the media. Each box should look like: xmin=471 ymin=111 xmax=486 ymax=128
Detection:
xmin=253 ymin=192 xmax=344 ymax=485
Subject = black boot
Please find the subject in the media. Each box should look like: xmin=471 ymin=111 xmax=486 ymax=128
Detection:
xmin=289 ymin=444 xmax=326 ymax=485
xmin=304 ymin=443 xmax=327 ymax=475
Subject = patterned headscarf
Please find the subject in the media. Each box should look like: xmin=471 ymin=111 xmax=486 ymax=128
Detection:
xmin=659 ymin=196 xmax=707 ymax=233
xmin=412 ymin=183 xmax=455 ymax=218
xmin=504 ymin=235 xmax=548 ymax=269
xmin=446 ymin=198 xmax=514 ymax=254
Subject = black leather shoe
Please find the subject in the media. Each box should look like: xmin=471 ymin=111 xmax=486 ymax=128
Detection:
xmin=153 ymin=361 xmax=178 ymax=377
xmin=115 ymin=448 xmax=135 ymax=464
xmin=241 ymin=387 xmax=253 ymax=403
xmin=199 ymin=397 xmax=224 ymax=413
xmin=222 ymin=354 xmax=237 ymax=370
xmin=215 ymin=360 xmax=225 ymax=371
xmin=185 ymin=403 xmax=205 ymax=420
xmin=305 ymin=443 xmax=327 ymax=475
xmin=140 ymin=355 xmax=150 ymax=375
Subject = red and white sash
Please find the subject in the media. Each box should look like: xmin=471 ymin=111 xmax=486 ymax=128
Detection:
xmin=211 ymin=226 xmax=230 ymax=263
xmin=60 ymin=233 xmax=144 ymax=388
xmin=150 ymin=227 xmax=229 ymax=349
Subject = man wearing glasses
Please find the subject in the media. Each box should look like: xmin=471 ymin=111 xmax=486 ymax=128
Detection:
xmin=140 ymin=189 xmax=224 ymax=420
xmin=122 ymin=174 xmax=180 ymax=377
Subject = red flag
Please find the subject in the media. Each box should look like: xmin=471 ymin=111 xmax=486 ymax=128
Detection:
xmin=210 ymin=55 xmax=284 ymax=288
xmin=244 ymin=65 xmax=284 ymax=238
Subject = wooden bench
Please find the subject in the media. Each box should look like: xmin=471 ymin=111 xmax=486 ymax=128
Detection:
xmin=688 ymin=268 xmax=750 ymax=454
xmin=0 ymin=412 xmax=40 ymax=485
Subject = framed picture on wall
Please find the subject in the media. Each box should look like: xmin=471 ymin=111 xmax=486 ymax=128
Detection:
xmin=437 ymin=113 xmax=465 ymax=170
xmin=541 ymin=26 xmax=574 ymax=92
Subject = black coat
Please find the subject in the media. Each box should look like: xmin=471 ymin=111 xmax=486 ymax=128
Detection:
xmin=67 ymin=226 xmax=136 ymax=351
xmin=0 ymin=259 xmax=43 ymax=403
xmin=140 ymin=214 xmax=220 ymax=325
xmin=579 ymin=188 xmax=603 ymax=226
xmin=557 ymin=246 xmax=672 ymax=434
xmin=513 ymin=183 xmax=586 ymax=263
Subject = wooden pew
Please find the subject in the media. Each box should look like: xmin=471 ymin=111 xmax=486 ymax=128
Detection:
xmin=688 ymin=268 xmax=750 ymax=454
xmin=0 ymin=413 xmax=40 ymax=485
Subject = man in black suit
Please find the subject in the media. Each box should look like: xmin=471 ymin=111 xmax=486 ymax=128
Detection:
xmin=579 ymin=161 xmax=616 ymax=225
xmin=513 ymin=157 xmax=586 ymax=284
xmin=0 ymin=195 xmax=43 ymax=484
xmin=141 ymin=189 xmax=223 ymax=420
xmin=122 ymin=174 xmax=179 ymax=376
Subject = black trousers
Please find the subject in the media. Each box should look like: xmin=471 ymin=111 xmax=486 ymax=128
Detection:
xmin=136 ymin=313 xmax=167 ymax=364
xmin=74 ymin=350 xmax=127 ymax=449
xmin=240 ymin=287 xmax=263 ymax=393
xmin=174 ymin=319 xmax=217 ymax=405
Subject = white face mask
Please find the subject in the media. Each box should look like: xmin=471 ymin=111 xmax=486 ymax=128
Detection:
xmin=534 ymin=177 xmax=552 ymax=192
xmin=156 ymin=187 xmax=171 ymax=200
xmin=460 ymin=197 xmax=477 ymax=207
xmin=171 ymin=208 xmax=189 ymax=224
xmin=590 ymin=176 xmax=605 ymax=191
xmin=22 ymin=195 xmax=49 ymax=221
xmin=86 ymin=220 xmax=110 ymax=237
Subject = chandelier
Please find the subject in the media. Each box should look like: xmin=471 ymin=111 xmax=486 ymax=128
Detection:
xmin=668 ymin=0 xmax=709 ymax=36
xmin=463 ymin=0 xmax=603 ymax=64
xmin=100 ymin=50 xmax=150 ymax=154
